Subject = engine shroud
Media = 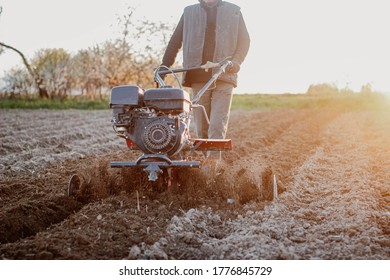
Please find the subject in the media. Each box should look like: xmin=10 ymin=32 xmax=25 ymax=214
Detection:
xmin=110 ymin=85 xmax=190 ymax=157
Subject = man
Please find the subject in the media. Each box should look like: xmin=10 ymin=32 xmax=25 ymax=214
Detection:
xmin=162 ymin=0 xmax=250 ymax=162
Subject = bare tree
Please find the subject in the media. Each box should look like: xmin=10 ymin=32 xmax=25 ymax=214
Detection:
xmin=0 ymin=42 xmax=49 ymax=98
xmin=68 ymin=8 xmax=175 ymax=98
xmin=0 ymin=7 xmax=49 ymax=98
xmin=0 ymin=6 xmax=175 ymax=99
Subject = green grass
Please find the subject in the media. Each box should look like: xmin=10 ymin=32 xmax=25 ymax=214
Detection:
xmin=0 ymin=96 xmax=109 ymax=110
xmin=1 ymin=92 xmax=388 ymax=111
xmin=231 ymin=93 xmax=390 ymax=111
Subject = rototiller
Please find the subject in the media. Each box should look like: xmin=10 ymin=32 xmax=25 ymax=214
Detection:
xmin=68 ymin=60 xmax=233 ymax=195
xmin=110 ymin=60 xmax=233 ymax=181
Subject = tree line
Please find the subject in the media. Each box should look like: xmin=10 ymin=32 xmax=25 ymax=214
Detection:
xmin=0 ymin=7 xmax=174 ymax=99
xmin=306 ymin=82 xmax=376 ymax=95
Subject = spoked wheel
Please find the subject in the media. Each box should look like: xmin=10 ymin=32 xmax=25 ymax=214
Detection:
xmin=67 ymin=174 xmax=81 ymax=197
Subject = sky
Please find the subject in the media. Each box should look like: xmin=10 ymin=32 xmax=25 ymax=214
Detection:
xmin=0 ymin=0 xmax=389 ymax=94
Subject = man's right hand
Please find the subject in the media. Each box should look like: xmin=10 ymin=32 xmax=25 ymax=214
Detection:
xmin=154 ymin=65 xmax=167 ymax=84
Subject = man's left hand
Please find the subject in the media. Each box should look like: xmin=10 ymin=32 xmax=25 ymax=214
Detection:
xmin=226 ymin=61 xmax=240 ymax=73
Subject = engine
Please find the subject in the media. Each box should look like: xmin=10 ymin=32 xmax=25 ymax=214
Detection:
xmin=110 ymin=85 xmax=191 ymax=157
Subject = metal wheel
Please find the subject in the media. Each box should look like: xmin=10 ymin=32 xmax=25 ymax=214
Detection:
xmin=67 ymin=174 xmax=81 ymax=197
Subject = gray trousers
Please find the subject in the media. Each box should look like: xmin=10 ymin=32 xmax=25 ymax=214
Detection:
xmin=191 ymin=81 xmax=234 ymax=160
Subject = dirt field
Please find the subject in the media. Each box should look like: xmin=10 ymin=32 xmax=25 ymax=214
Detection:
xmin=0 ymin=107 xmax=389 ymax=259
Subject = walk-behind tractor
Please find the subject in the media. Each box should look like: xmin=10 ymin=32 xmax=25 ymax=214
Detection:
xmin=68 ymin=60 xmax=233 ymax=195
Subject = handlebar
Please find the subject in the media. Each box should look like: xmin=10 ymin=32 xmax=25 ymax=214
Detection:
xmin=156 ymin=61 xmax=222 ymax=76
xmin=154 ymin=59 xmax=232 ymax=89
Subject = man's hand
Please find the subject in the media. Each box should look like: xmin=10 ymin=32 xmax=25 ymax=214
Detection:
xmin=154 ymin=65 xmax=167 ymax=84
xmin=157 ymin=72 xmax=166 ymax=81
xmin=226 ymin=61 xmax=240 ymax=73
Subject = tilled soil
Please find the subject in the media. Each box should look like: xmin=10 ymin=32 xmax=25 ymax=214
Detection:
xmin=0 ymin=108 xmax=389 ymax=259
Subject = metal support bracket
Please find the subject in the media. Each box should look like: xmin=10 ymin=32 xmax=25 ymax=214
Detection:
xmin=110 ymin=154 xmax=200 ymax=181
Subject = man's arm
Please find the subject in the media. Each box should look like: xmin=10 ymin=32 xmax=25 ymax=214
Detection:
xmin=162 ymin=15 xmax=184 ymax=67
xmin=232 ymin=11 xmax=250 ymax=67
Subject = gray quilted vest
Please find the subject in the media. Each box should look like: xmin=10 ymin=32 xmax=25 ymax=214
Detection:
xmin=182 ymin=1 xmax=241 ymax=87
